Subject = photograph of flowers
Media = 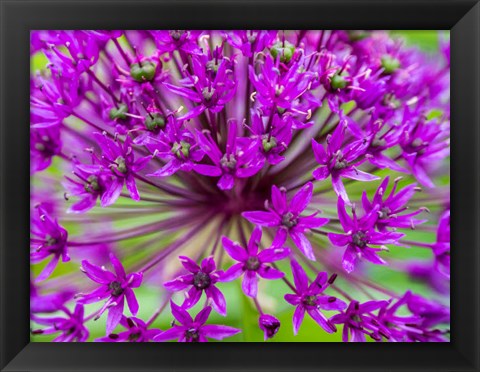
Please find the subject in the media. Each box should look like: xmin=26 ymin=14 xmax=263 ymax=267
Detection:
xmin=30 ymin=30 xmax=450 ymax=343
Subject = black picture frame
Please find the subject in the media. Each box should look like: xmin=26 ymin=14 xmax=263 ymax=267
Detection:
xmin=1 ymin=0 xmax=479 ymax=371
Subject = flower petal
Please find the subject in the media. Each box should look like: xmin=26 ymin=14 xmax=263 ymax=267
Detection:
xmin=242 ymin=211 xmax=280 ymax=227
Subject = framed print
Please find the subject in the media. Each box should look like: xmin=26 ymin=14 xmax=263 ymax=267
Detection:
xmin=1 ymin=0 xmax=479 ymax=371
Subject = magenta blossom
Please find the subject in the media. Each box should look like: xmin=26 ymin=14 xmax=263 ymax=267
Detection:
xmin=93 ymin=132 xmax=152 ymax=202
xmin=31 ymin=304 xmax=89 ymax=342
xmin=154 ymin=302 xmax=240 ymax=342
xmin=163 ymin=256 xmax=226 ymax=316
xmin=284 ymin=260 xmax=346 ymax=335
xmin=330 ymin=300 xmax=389 ymax=342
xmin=76 ymin=253 xmax=143 ymax=334
xmin=328 ymin=197 xmax=404 ymax=273
xmin=96 ymin=316 xmax=161 ymax=342
xmin=311 ymin=121 xmax=379 ymax=203
xmin=242 ymin=182 xmax=328 ymax=260
xmin=259 ymin=314 xmax=281 ymax=341
xmin=30 ymin=206 xmax=70 ymax=282
xmin=221 ymin=227 xmax=290 ymax=297
xmin=432 ymin=210 xmax=450 ymax=278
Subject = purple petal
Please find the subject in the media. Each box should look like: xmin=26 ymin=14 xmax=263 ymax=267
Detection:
xmin=342 ymin=168 xmax=380 ymax=182
xmin=222 ymin=237 xmax=247 ymax=262
xmin=292 ymin=305 xmax=305 ymax=335
xmin=100 ymin=178 xmax=123 ymax=207
xmin=193 ymin=164 xmax=222 ymax=177
xmin=258 ymin=246 xmax=290 ymax=263
xmin=183 ymin=286 xmax=202 ymax=309
xmin=284 ymin=294 xmax=301 ymax=305
xmin=170 ymin=300 xmax=193 ymax=325
xmin=312 ymin=139 xmax=328 ymax=164
xmin=290 ymin=259 xmax=308 ymax=292
xmin=125 ymin=174 xmax=140 ymax=201
xmin=154 ymin=326 xmax=185 ymax=342
xmin=124 ymin=288 xmax=139 ymax=315
xmin=328 ymin=233 xmax=350 ymax=247
xmin=307 ymin=308 xmax=336 ymax=333
xmin=313 ymin=166 xmax=330 ymax=180
xmin=217 ymin=173 xmax=235 ymax=190
xmin=361 ymin=249 xmax=388 ymax=266
xmin=257 ymin=265 xmax=285 ymax=280
xmin=201 ymin=325 xmax=241 ymax=340
xmin=247 ymin=227 xmax=262 ymax=255
xmin=163 ymin=274 xmax=194 ymax=291
xmin=241 ymin=270 xmax=258 ymax=298
xmin=271 ymin=185 xmax=287 ymax=214
xmin=81 ymin=260 xmax=116 ymax=284
xmin=201 ymin=256 xmax=216 ymax=273
xmin=332 ymin=175 xmax=350 ymax=204
xmin=35 ymin=255 xmax=60 ymax=282
xmin=290 ymin=231 xmax=315 ymax=261
xmin=336 ymin=197 xmax=354 ymax=231
xmin=272 ymin=227 xmax=288 ymax=247
xmin=221 ymin=263 xmax=245 ymax=282
xmin=342 ymin=246 xmax=358 ymax=273
xmin=289 ymin=182 xmax=313 ymax=213
xmin=206 ymin=286 xmax=227 ymax=316
xmin=242 ymin=211 xmax=280 ymax=227
xmin=106 ymin=299 xmax=124 ymax=335
xmin=194 ymin=305 xmax=212 ymax=325
xmin=109 ymin=253 xmax=126 ymax=278
xmin=179 ymin=256 xmax=200 ymax=273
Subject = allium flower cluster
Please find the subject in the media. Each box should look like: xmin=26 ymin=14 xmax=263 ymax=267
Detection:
xmin=30 ymin=30 xmax=450 ymax=342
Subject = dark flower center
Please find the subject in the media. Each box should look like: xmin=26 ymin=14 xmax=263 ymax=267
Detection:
xmin=352 ymin=231 xmax=368 ymax=248
xmin=263 ymin=321 xmax=280 ymax=338
xmin=193 ymin=272 xmax=211 ymax=290
xmin=185 ymin=328 xmax=200 ymax=342
xmin=45 ymin=235 xmax=58 ymax=247
xmin=378 ymin=207 xmax=391 ymax=219
xmin=170 ymin=30 xmax=185 ymax=41
xmin=128 ymin=331 xmax=142 ymax=342
xmin=109 ymin=281 xmax=124 ymax=297
xmin=333 ymin=159 xmax=348 ymax=170
xmin=246 ymin=256 xmax=260 ymax=271
xmin=262 ymin=135 xmax=277 ymax=153
xmin=282 ymin=212 xmax=298 ymax=228
xmin=303 ymin=295 xmax=318 ymax=307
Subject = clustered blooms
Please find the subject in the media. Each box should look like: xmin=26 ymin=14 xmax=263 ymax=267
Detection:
xmin=30 ymin=30 xmax=450 ymax=342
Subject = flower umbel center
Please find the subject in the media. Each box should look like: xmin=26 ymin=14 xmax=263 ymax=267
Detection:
xmin=185 ymin=328 xmax=200 ymax=342
xmin=303 ymin=295 xmax=318 ymax=307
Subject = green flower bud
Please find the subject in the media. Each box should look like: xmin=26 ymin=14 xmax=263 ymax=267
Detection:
xmin=262 ymin=136 xmax=277 ymax=153
xmin=330 ymin=73 xmax=348 ymax=90
xmin=270 ymin=41 xmax=295 ymax=63
xmin=115 ymin=156 xmax=128 ymax=174
xmin=145 ymin=113 xmax=165 ymax=131
xmin=381 ymin=55 xmax=401 ymax=75
xmin=277 ymin=106 xmax=286 ymax=115
xmin=109 ymin=104 xmax=128 ymax=120
xmin=130 ymin=61 xmax=157 ymax=82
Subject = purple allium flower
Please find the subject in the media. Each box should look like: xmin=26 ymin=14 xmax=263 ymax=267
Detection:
xmin=154 ymin=301 xmax=241 ymax=342
xmin=164 ymin=256 xmax=227 ymax=316
xmin=243 ymin=182 xmax=328 ymax=260
xmin=221 ymin=227 xmax=290 ymax=297
xmin=30 ymin=30 xmax=450 ymax=343
xmin=328 ymin=197 xmax=404 ymax=273
xmin=76 ymin=253 xmax=143 ymax=334
xmin=258 ymin=314 xmax=281 ymax=341
xmin=63 ymin=163 xmax=116 ymax=213
xmin=193 ymin=121 xmax=264 ymax=190
xmin=31 ymin=304 xmax=89 ymax=342
xmin=432 ymin=210 xmax=450 ymax=278
xmin=311 ymin=121 xmax=379 ymax=203
xmin=330 ymin=300 xmax=388 ymax=342
xmin=96 ymin=316 xmax=161 ymax=342
xmin=30 ymin=125 xmax=62 ymax=173
xmin=361 ymin=176 xmax=426 ymax=231
xmin=30 ymin=206 xmax=70 ymax=281
xmin=284 ymin=259 xmax=346 ymax=335
xmin=92 ymin=132 xmax=152 ymax=202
